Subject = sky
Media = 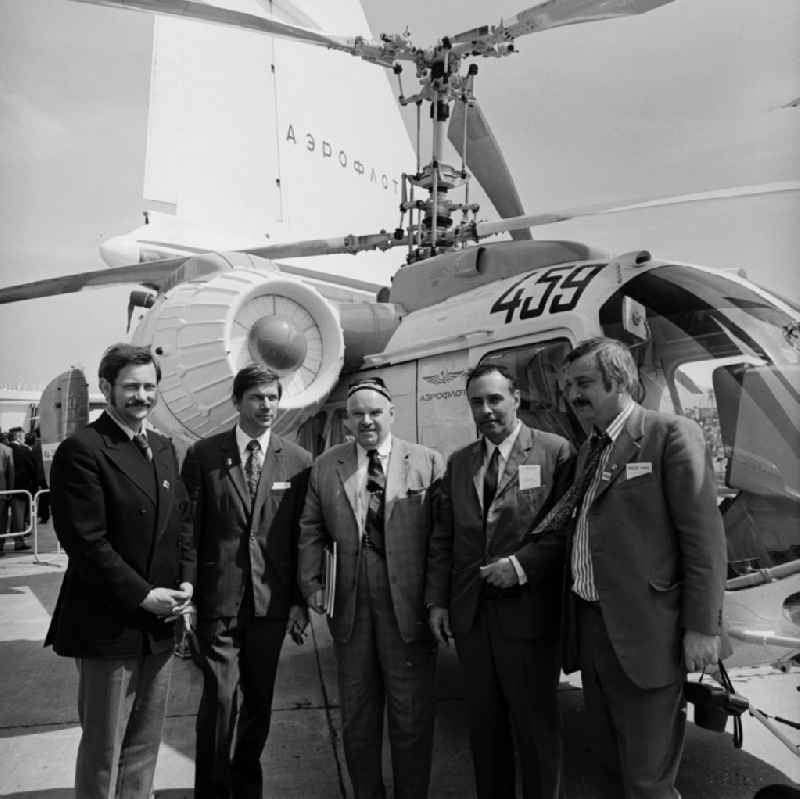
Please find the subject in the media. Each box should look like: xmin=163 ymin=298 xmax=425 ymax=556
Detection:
xmin=0 ymin=0 xmax=798 ymax=389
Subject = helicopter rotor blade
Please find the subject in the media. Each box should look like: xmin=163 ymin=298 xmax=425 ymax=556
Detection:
xmin=69 ymin=0 xmax=401 ymax=64
xmin=448 ymin=100 xmax=532 ymax=242
xmin=0 ymin=257 xmax=188 ymax=305
xmin=451 ymin=0 xmax=676 ymax=48
xmin=0 ymin=232 xmax=405 ymax=306
xmin=242 ymin=231 xmax=408 ymax=260
xmin=474 ymin=181 xmax=800 ymax=238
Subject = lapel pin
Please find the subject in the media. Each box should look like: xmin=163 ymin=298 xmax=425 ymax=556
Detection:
xmin=162 ymin=479 xmax=170 ymax=489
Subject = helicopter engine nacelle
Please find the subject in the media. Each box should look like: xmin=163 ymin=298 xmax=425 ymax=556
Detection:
xmin=131 ymin=260 xmax=345 ymax=442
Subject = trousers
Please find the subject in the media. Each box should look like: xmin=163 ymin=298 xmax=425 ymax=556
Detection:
xmin=74 ymin=650 xmax=173 ymax=799
xmin=335 ymin=547 xmax=437 ymax=799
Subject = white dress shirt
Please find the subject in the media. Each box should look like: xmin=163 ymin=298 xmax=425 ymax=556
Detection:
xmin=571 ymin=399 xmax=635 ymax=601
xmin=235 ymin=425 xmax=272 ymax=471
xmin=105 ymin=405 xmax=147 ymax=440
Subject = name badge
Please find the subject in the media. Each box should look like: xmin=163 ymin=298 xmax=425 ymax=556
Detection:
xmin=626 ymin=462 xmax=653 ymax=480
xmin=518 ymin=465 xmax=541 ymax=490
xmin=272 ymin=481 xmax=291 ymax=490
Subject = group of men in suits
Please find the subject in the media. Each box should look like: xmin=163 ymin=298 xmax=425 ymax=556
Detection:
xmin=45 ymin=335 xmax=726 ymax=799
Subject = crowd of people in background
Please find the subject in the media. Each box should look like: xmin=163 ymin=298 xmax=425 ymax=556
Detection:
xmin=0 ymin=425 xmax=48 ymax=555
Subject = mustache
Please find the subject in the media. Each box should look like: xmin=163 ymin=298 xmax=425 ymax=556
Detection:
xmin=125 ymin=400 xmax=152 ymax=408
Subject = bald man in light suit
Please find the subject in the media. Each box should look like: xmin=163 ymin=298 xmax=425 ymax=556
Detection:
xmin=299 ymin=377 xmax=444 ymax=799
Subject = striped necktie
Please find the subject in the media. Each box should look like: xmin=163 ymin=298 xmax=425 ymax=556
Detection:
xmin=133 ymin=432 xmax=152 ymax=462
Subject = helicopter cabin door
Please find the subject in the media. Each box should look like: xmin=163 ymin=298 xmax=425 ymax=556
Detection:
xmin=417 ymin=351 xmax=473 ymax=458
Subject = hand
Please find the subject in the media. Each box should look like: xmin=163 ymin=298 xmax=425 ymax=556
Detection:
xmin=163 ymin=582 xmax=195 ymax=622
xmin=479 ymin=558 xmax=518 ymax=588
xmin=308 ymin=589 xmax=325 ymax=615
xmin=683 ymin=630 xmax=721 ymax=672
xmin=287 ymin=604 xmax=309 ymax=645
xmin=140 ymin=586 xmax=193 ymax=618
xmin=428 ymin=606 xmax=452 ymax=647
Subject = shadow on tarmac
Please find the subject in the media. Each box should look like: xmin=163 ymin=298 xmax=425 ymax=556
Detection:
xmin=0 ymin=544 xmax=797 ymax=798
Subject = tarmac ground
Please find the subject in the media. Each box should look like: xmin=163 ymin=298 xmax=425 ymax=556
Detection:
xmin=0 ymin=521 xmax=798 ymax=799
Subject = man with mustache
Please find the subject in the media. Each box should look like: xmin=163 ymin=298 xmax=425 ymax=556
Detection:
xmin=45 ymin=343 xmax=196 ymax=798
xmin=426 ymin=363 xmax=574 ymax=799
xmin=182 ymin=364 xmax=311 ymax=799
xmin=561 ymin=337 xmax=725 ymax=799
xmin=298 ymin=377 xmax=444 ymax=799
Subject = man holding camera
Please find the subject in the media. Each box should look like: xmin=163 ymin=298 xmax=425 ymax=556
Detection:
xmin=560 ymin=337 xmax=726 ymax=799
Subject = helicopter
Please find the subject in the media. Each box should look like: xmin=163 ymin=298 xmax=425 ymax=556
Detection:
xmin=2 ymin=0 xmax=800 ymax=763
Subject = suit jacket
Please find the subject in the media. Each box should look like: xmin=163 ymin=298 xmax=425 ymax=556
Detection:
xmin=10 ymin=442 xmax=37 ymax=493
xmin=45 ymin=412 xmax=196 ymax=658
xmin=182 ymin=428 xmax=312 ymax=620
xmin=562 ymin=404 xmax=726 ymax=689
xmin=426 ymin=424 xmax=574 ymax=640
xmin=298 ymin=438 xmax=445 ymax=644
xmin=0 ymin=442 xmax=13 ymax=493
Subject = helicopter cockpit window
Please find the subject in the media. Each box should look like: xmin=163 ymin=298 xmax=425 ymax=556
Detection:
xmin=600 ymin=265 xmax=800 ymax=578
xmin=478 ymin=339 xmax=583 ymax=443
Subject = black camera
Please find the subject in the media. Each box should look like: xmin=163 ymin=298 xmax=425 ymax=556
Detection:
xmin=684 ymin=681 xmax=749 ymax=733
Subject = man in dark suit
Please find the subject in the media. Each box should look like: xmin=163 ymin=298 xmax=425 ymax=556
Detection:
xmin=561 ymin=337 xmax=726 ymax=799
xmin=8 ymin=426 xmax=37 ymax=550
xmin=181 ymin=364 xmax=312 ymax=799
xmin=45 ymin=343 xmax=195 ymax=799
xmin=426 ymin=363 xmax=574 ymax=799
xmin=0 ymin=435 xmax=13 ymax=555
xmin=299 ymin=377 xmax=444 ymax=799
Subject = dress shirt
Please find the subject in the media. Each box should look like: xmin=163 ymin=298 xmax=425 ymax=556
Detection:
xmin=355 ymin=435 xmax=392 ymax=535
xmin=105 ymin=406 xmax=148 ymax=440
xmin=480 ymin=421 xmax=528 ymax=585
xmin=571 ymin=399 xmax=635 ymax=601
xmin=235 ymin=425 xmax=271 ymax=472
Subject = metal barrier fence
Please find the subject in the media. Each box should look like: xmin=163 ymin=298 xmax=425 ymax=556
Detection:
xmin=0 ymin=488 xmax=34 ymax=539
xmin=0 ymin=488 xmax=59 ymax=566
xmin=32 ymin=489 xmax=55 ymax=565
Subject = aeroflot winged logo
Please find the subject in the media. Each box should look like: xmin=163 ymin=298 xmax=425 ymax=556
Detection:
xmin=422 ymin=370 xmax=465 ymax=386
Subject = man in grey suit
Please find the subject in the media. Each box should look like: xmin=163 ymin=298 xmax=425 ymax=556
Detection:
xmin=298 ymin=376 xmax=444 ymax=799
xmin=560 ymin=337 xmax=725 ymax=798
xmin=427 ymin=363 xmax=574 ymax=799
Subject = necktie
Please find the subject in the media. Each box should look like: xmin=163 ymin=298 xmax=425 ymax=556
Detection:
xmin=483 ymin=446 xmax=500 ymax=523
xmin=364 ymin=449 xmax=386 ymax=554
xmin=530 ymin=432 xmax=611 ymax=536
xmin=133 ymin=432 xmax=152 ymax=462
xmin=245 ymin=439 xmax=262 ymax=500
